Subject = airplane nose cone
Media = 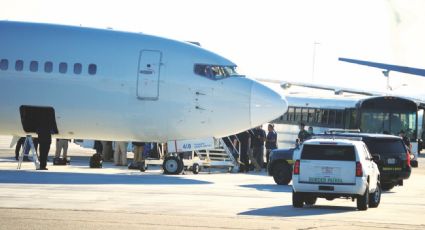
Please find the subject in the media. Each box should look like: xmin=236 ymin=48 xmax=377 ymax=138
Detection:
xmin=250 ymin=82 xmax=288 ymax=127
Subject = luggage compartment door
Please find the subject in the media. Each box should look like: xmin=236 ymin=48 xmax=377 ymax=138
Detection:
xmin=137 ymin=50 xmax=161 ymax=100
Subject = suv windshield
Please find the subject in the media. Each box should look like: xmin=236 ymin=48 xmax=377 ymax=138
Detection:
xmin=301 ymin=145 xmax=356 ymax=161
xmin=194 ymin=64 xmax=241 ymax=80
xmin=363 ymin=139 xmax=407 ymax=159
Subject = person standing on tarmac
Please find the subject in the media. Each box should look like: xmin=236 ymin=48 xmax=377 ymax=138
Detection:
xmin=297 ymin=123 xmax=310 ymax=143
xmin=101 ymin=141 xmax=113 ymax=162
xmin=132 ymin=142 xmax=145 ymax=164
xmin=236 ymin=130 xmax=251 ymax=172
xmin=399 ymin=130 xmax=411 ymax=153
xmin=265 ymin=124 xmax=277 ymax=168
xmin=36 ymin=123 xmax=53 ymax=170
xmin=114 ymin=141 xmax=128 ymax=166
xmin=251 ymin=126 xmax=266 ymax=171
xmin=55 ymin=139 xmax=70 ymax=160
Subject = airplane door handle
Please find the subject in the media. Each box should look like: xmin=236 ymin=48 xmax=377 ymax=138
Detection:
xmin=140 ymin=70 xmax=153 ymax=74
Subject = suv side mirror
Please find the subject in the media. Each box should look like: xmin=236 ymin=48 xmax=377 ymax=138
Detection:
xmin=372 ymin=154 xmax=381 ymax=162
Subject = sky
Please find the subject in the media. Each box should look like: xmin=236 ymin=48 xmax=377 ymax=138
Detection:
xmin=1 ymin=0 xmax=425 ymax=92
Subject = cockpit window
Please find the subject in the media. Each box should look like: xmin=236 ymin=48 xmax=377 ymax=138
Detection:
xmin=194 ymin=64 xmax=240 ymax=80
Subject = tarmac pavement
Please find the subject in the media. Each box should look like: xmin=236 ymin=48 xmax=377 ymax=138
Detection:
xmin=0 ymin=135 xmax=425 ymax=230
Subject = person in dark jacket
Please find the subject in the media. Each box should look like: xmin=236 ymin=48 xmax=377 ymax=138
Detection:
xmin=236 ymin=130 xmax=251 ymax=172
xmin=265 ymin=124 xmax=277 ymax=168
xmin=251 ymin=126 xmax=266 ymax=171
xmin=298 ymin=123 xmax=309 ymax=143
xmin=399 ymin=130 xmax=411 ymax=153
xmin=36 ymin=125 xmax=52 ymax=170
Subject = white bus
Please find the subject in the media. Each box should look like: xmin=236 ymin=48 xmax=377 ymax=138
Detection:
xmin=272 ymin=95 xmax=422 ymax=166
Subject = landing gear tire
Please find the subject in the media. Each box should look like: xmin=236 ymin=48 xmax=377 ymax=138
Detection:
xmin=163 ymin=156 xmax=184 ymax=175
xmin=192 ymin=163 xmax=200 ymax=174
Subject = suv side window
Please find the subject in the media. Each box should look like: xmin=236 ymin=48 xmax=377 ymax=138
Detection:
xmin=364 ymin=139 xmax=407 ymax=159
xmin=362 ymin=144 xmax=372 ymax=160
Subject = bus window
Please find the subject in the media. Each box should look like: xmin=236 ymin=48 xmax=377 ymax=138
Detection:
xmin=328 ymin=110 xmax=336 ymax=127
xmin=301 ymin=108 xmax=308 ymax=123
xmin=321 ymin=110 xmax=329 ymax=125
xmin=315 ymin=110 xmax=322 ymax=125
xmin=336 ymin=110 xmax=343 ymax=127
xmin=295 ymin=107 xmax=302 ymax=122
xmin=345 ymin=108 xmax=357 ymax=129
xmin=358 ymin=96 xmax=418 ymax=139
xmin=361 ymin=111 xmax=388 ymax=134
xmin=287 ymin=107 xmax=294 ymax=121
xmin=308 ymin=108 xmax=315 ymax=123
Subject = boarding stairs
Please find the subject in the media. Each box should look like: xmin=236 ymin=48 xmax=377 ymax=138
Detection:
xmin=192 ymin=137 xmax=240 ymax=172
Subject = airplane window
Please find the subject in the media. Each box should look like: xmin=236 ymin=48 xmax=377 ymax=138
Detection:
xmin=0 ymin=59 xmax=8 ymax=70
xmin=30 ymin=61 xmax=38 ymax=72
xmin=194 ymin=64 xmax=239 ymax=80
xmin=59 ymin=62 xmax=67 ymax=74
xmin=15 ymin=60 xmax=23 ymax=71
xmin=88 ymin=64 xmax=97 ymax=75
xmin=74 ymin=63 xmax=82 ymax=74
xmin=44 ymin=62 xmax=53 ymax=73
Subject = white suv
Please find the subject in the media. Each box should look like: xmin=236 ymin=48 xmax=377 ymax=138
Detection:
xmin=292 ymin=138 xmax=381 ymax=210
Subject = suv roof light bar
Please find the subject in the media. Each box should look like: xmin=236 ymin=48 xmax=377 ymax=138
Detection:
xmin=311 ymin=135 xmax=363 ymax=141
xmin=324 ymin=129 xmax=361 ymax=134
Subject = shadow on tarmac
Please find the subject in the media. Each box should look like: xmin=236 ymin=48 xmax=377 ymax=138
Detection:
xmin=239 ymin=184 xmax=292 ymax=193
xmin=239 ymin=204 xmax=356 ymax=217
xmin=0 ymin=170 xmax=212 ymax=185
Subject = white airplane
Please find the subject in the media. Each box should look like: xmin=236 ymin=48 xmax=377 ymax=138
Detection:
xmin=0 ymin=21 xmax=287 ymax=144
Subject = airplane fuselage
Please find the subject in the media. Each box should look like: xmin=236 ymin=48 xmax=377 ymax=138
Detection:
xmin=0 ymin=21 xmax=287 ymax=142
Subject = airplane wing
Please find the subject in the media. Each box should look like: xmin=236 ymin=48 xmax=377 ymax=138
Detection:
xmin=279 ymin=81 xmax=379 ymax=96
xmin=339 ymin=58 xmax=425 ymax=77
xmin=256 ymin=78 xmax=382 ymax=96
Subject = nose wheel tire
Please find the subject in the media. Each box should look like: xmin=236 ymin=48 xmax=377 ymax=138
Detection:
xmin=163 ymin=156 xmax=184 ymax=175
xmin=192 ymin=163 xmax=200 ymax=174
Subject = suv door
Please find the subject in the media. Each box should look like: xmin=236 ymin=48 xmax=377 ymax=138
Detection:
xmin=362 ymin=143 xmax=378 ymax=190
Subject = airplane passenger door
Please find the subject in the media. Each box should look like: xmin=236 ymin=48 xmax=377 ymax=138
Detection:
xmin=137 ymin=50 xmax=161 ymax=100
